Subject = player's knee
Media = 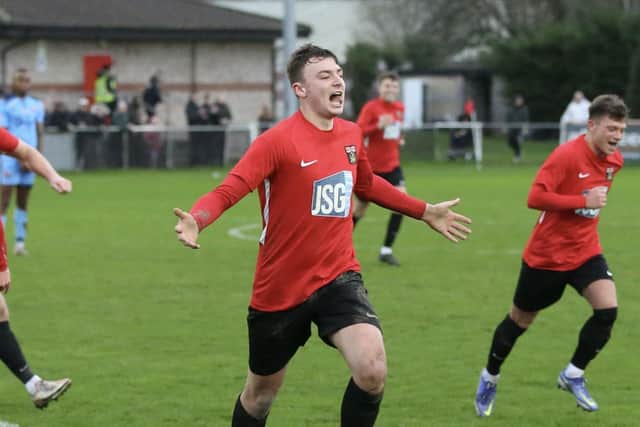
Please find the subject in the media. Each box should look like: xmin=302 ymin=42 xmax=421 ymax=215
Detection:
xmin=593 ymin=307 xmax=617 ymax=328
xmin=244 ymin=388 xmax=278 ymax=419
xmin=253 ymin=391 xmax=276 ymax=418
xmin=509 ymin=307 xmax=537 ymax=329
xmin=353 ymin=355 xmax=387 ymax=394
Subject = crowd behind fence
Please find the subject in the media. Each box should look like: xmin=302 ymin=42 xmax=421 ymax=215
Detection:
xmin=39 ymin=121 xmax=640 ymax=172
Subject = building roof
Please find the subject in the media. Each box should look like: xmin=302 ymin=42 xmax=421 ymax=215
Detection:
xmin=0 ymin=0 xmax=311 ymax=41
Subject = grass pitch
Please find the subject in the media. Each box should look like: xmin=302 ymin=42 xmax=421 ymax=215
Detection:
xmin=0 ymin=139 xmax=637 ymax=426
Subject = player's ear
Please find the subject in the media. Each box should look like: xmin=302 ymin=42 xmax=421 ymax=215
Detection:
xmin=293 ymin=83 xmax=306 ymax=98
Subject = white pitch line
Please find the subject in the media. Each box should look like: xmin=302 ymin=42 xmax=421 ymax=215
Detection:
xmin=228 ymin=223 xmax=261 ymax=241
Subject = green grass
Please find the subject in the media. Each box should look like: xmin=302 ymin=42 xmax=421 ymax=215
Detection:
xmin=0 ymin=152 xmax=638 ymax=426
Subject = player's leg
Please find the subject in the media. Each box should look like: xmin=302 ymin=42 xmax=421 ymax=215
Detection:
xmin=0 ymin=294 xmax=71 ymax=408
xmin=234 ymin=368 xmax=288 ymax=427
xmin=333 ymin=324 xmax=385 ymax=427
xmin=14 ymin=183 xmax=32 ymax=255
xmin=0 ymin=294 xmax=34 ymax=383
xmin=234 ymin=304 xmax=311 ymax=425
xmin=558 ymin=255 xmax=617 ymax=411
xmin=475 ymin=262 xmax=567 ymax=416
xmin=315 ymin=271 xmax=384 ymax=427
xmin=378 ymin=167 xmax=405 ymax=266
xmin=352 ymin=195 xmax=368 ymax=227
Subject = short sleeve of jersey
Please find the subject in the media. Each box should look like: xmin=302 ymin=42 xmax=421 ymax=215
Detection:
xmin=229 ymin=130 xmax=283 ymax=190
xmin=0 ymin=128 xmax=19 ymax=152
xmin=532 ymin=145 xmax=572 ymax=192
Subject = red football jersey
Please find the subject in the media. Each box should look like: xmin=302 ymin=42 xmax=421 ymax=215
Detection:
xmin=191 ymin=112 xmax=426 ymax=311
xmin=357 ymin=98 xmax=404 ymax=173
xmin=522 ymin=135 xmax=623 ymax=270
xmin=0 ymin=128 xmax=18 ymax=270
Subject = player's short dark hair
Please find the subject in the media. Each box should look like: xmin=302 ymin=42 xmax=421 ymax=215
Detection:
xmin=589 ymin=94 xmax=629 ymax=121
xmin=286 ymin=44 xmax=339 ymax=85
xmin=377 ymin=71 xmax=400 ymax=84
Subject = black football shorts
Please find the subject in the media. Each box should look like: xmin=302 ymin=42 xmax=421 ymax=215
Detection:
xmin=246 ymin=271 xmax=382 ymax=376
xmin=513 ymin=254 xmax=614 ymax=312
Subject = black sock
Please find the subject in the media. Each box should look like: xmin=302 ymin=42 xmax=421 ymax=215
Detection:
xmin=232 ymin=394 xmax=266 ymax=427
xmin=486 ymin=314 xmax=526 ymax=376
xmin=0 ymin=321 xmax=33 ymax=383
xmin=341 ymin=378 xmax=383 ymax=427
xmin=353 ymin=216 xmax=361 ymax=227
xmin=383 ymin=213 xmax=403 ymax=247
xmin=571 ymin=307 xmax=617 ymax=369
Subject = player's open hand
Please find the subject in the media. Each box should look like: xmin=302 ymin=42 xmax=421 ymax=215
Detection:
xmin=0 ymin=269 xmax=11 ymax=294
xmin=173 ymin=208 xmax=200 ymax=249
xmin=421 ymin=198 xmax=472 ymax=243
xmin=49 ymin=175 xmax=72 ymax=193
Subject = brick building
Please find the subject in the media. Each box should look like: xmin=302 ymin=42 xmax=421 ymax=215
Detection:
xmin=0 ymin=0 xmax=310 ymax=125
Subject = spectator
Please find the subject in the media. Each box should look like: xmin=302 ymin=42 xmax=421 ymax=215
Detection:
xmin=69 ymin=97 xmax=101 ymax=170
xmin=464 ymin=97 xmax=477 ymax=120
xmin=94 ymin=64 xmax=117 ymax=115
xmin=214 ymin=96 xmax=232 ymax=125
xmin=142 ymin=74 xmax=162 ymax=118
xmin=206 ymin=94 xmax=228 ymax=166
xmin=128 ymin=96 xmax=144 ymax=125
xmin=257 ymin=104 xmax=274 ymax=134
xmin=185 ymin=93 xmax=208 ymax=166
xmin=561 ymin=90 xmax=591 ymax=126
xmin=144 ymin=115 xmax=164 ymax=168
xmin=109 ymin=100 xmax=130 ymax=168
xmin=45 ymin=101 xmax=70 ymax=132
xmin=506 ymin=95 xmax=529 ymax=163
xmin=448 ymin=113 xmax=474 ymax=161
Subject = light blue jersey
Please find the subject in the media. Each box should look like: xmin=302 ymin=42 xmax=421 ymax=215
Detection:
xmin=0 ymin=95 xmax=44 ymax=186
xmin=2 ymin=95 xmax=44 ymax=147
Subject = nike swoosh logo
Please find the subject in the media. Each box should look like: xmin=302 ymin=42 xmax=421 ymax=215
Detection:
xmin=578 ymin=172 xmax=590 ymax=178
xmin=300 ymin=160 xmax=318 ymax=168
xmin=365 ymin=312 xmax=378 ymax=319
xmin=483 ymin=402 xmax=493 ymax=416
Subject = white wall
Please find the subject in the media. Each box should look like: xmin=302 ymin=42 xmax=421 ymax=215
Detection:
xmin=2 ymin=39 xmax=274 ymax=125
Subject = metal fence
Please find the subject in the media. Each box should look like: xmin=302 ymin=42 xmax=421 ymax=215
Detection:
xmin=41 ymin=121 xmax=640 ymax=172
xmin=42 ymin=124 xmax=259 ymax=171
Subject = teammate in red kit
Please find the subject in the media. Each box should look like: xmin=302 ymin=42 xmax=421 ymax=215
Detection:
xmin=0 ymin=127 xmax=72 ymax=408
xmin=174 ymin=44 xmax=472 ymax=427
xmin=474 ymin=94 xmax=627 ymax=417
xmin=353 ymin=71 xmax=408 ymax=266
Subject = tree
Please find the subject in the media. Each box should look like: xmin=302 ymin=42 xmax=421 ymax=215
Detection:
xmin=344 ymin=42 xmax=381 ymax=118
xmin=485 ymin=8 xmax=640 ymax=120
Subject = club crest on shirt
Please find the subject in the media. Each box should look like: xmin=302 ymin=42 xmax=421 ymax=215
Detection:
xmin=606 ymin=167 xmax=614 ymax=180
xmin=344 ymin=145 xmax=357 ymax=164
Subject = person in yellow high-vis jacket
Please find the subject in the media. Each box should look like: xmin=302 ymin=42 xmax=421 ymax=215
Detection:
xmin=94 ymin=64 xmax=117 ymax=114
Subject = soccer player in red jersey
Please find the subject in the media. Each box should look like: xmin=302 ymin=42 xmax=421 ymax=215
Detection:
xmin=353 ymin=71 xmax=407 ymax=266
xmin=174 ymin=44 xmax=472 ymax=427
xmin=0 ymin=127 xmax=72 ymax=408
xmin=474 ymin=95 xmax=627 ymax=416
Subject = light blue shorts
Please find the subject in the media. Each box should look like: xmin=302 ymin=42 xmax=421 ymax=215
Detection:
xmin=0 ymin=155 xmax=35 ymax=186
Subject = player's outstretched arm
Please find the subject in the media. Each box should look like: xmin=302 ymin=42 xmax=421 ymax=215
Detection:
xmin=173 ymin=208 xmax=200 ymax=249
xmin=11 ymin=141 xmax=72 ymax=193
xmin=421 ymin=198 xmax=472 ymax=243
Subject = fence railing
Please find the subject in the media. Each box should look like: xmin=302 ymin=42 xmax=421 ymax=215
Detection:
xmin=40 ymin=121 xmax=640 ymax=171
xmin=42 ymin=123 xmax=260 ymax=171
